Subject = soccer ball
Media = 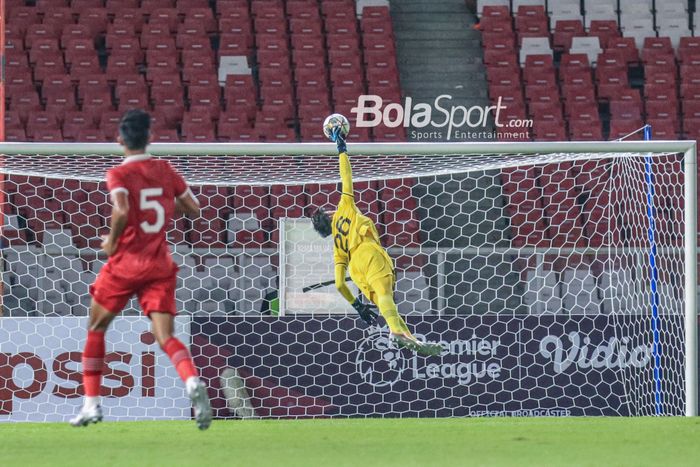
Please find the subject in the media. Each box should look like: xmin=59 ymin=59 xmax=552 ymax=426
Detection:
xmin=322 ymin=114 xmax=351 ymax=141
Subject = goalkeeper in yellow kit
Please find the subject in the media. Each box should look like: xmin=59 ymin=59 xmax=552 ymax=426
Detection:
xmin=312 ymin=127 xmax=441 ymax=356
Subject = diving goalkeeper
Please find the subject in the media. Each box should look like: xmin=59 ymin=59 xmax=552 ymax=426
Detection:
xmin=312 ymin=127 xmax=441 ymax=357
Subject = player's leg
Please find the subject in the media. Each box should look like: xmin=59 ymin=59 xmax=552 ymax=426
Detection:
xmin=150 ymin=312 xmax=212 ymax=430
xmin=371 ymin=275 xmax=441 ymax=357
xmin=150 ymin=312 xmax=199 ymax=384
xmin=72 ymin=267 xmax=133 ymax=427
xmin=370 ymin=275 xmax=410 ymax=335
xmin=70 ymin=300 xmax=117 ymax=427
xmin=143 ymin=275 xmax=211 ymax=430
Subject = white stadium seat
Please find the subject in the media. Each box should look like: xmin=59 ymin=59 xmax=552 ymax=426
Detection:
xmin=519 ymin=37 xmax=552 ymax=65
xmin=621 ymin=17 xmax=655 ymax=49
xmin=548 ymin=0 xmax=579 ymax=15
xmin=583 ymin=0 xmax=614 ymax=11
xmin=619 ymin=6 xmax=653 ymax=33
xmin=476 ymin=0 xmax=510 ymax=17
xmin=657 ymin=18 xmax=691 ymax=49
xmin=584 ymin=4 xmax=617 ymax=30
xmin=512 ymin=0 xmax=545 ymax=11
xmin=656 ymin=1 xmax=688 ymax=21
xmin=356 ymin=0 xmax=390 ymax=17
xmin=619 ymin=0 xmax=653 ymax=14
xmin=570 ymin=36 xmax=602 ymax=66
xmin=550 ymin=4 xmax=583 ymax=30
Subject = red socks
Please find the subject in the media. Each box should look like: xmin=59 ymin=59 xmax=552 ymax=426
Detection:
xmin=82 ymin=330 xmax=105 ymax=397
xmin=163 ymin=337 xmax=198 ymax=382
xmin=82 ymin=333 xmax=196 ymax=398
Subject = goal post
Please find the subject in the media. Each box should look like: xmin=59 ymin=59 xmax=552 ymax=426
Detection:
xmin=0 ymin=140 xmax=696 ymax=419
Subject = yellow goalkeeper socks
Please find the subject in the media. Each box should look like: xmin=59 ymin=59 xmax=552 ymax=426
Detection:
xmin=377 ymin=294 xmax=411 ymax=335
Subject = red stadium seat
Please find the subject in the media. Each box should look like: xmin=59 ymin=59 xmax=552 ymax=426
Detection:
xmin=609 ymin=119 xmax=645 ymax=140
xmin=69 ymin=55 xmax=101 ymax=76
xmin=117 ymin=89 xmax=149 ymax=112
xmin=150 ymin=8 xmax=180 ymax=33
xmin=181 ymin=111 xmax=215 ymax=142
xmin=63 ymin=111 xmax=97 ymax=141
xmin=26 ymin=24 xmax=59 ymax=50
xmin=78 ymin=8 xmax=108 ymax=37
xmin=26 ymin=111 xmax=61 ymax=140
xmin=610 ymin=100 xmax=642 ymax=120
xmin=569 ymin=121 xmax=603 ymax=140
xmin=29 ymin=38 xmax=60 ymax=65
xmin=646 ymin=119 xmax=678 ymax=139
xmin=60 ymin=24 xmax=92 ymax=48
xmin=607 ymin=37 xmax=639 ymax=65
xmin=553 ymin=20 xmax=584 ymax=52
xmin=64 ymin=38 xmax=97 ymax=65
xmin=176 ymin=20 xmax=209 ymax=49
xmin=141 ymin=23 xmax=172 ymax=49
xmin=588 ymin=20 xmax=620 ymax=49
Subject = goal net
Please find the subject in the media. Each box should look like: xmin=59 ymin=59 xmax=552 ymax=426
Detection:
xmin=0 ymin=141 xmax=696 ymax=421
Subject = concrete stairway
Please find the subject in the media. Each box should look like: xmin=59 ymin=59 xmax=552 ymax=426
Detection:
xmin=389 ymin=0 xmax=492 ymax=142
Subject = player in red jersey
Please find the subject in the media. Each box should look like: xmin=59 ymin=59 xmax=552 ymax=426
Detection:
xmin=70 ymin=110 xmax=212 ymax=430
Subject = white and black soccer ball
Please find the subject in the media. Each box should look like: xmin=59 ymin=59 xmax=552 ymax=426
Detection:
xmin=322 ymin=113 xmax=351 ymax=141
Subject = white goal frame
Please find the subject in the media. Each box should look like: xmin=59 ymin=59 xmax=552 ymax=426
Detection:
xmin=0 ymin=140 xmax=696 ymax=416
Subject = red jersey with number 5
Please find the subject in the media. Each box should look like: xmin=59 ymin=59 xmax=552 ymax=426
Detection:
xmin=105 ymin=154 xmax=189 ymax=279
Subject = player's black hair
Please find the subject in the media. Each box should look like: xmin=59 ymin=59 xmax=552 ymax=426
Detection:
xmin=312 ymin=207 xmax=332 ymax=238
xmin=119 ymin=109 xmax=151 ymax=151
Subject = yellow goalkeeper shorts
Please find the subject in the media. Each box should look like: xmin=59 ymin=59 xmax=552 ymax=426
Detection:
xmin=348 ymin=241 xmax=395 ymax=302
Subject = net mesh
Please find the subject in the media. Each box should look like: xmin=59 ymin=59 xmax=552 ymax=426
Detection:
xmin=0 ymin=148 xmax=690 ymax=420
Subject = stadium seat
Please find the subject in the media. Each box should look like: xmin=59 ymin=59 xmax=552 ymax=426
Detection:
xmin=596 ymin=67 xmax=630 ymax=99
xmin=78 ymin=8 xmax=109 ymax=37
xmin=587 ymin=20 xmax=620 ymax=49
xmin=477 ymin=0 xmax=510 ymax=18
xmin=553 ymin=20 xmax=584 ymax=52
xmin=63 ymin=111 xmax=96 ymax=141
xmin=657 ymin=18 xmax=691 ymax=49
xmin=61 ymin=25 xmax=93 ymax=48
xmin=607 ymin=37 xmax=639 ymax=65
xmin=570 ymin=36 xmax=602 ymax=66
xmin=150 ymin=7 xmax=180 ymax=33
xmin=26 ymin=111 xmax=61 ymax=140
xmin=583 ymin=4 xmax=616 ymax=30
xmin=519 ymin=37 xmax=552 ymax=65
xmin=621 ymin=18 xmax=654 ymax=49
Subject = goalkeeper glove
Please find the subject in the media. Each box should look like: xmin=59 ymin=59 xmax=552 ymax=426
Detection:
xmin=331 ymin=126 xmax=347 ymax=154
xmin=352 ymin=297 xmax=378 ymax=326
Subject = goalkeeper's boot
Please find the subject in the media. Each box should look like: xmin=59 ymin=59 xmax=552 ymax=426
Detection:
xmin=391 ymin=333 xmax=442 ymax=357
xmin=69 ymin=404 xmax=103 ymax=427
xmin=187 ymin=378 xmax=213 ymax=431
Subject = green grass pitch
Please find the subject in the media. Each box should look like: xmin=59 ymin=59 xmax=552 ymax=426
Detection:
xmin=4 ymin=418 xmax=700 ymax=467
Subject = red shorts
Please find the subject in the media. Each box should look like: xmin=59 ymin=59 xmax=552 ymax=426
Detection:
xmin=90 ymin=264 xmax=177 ymax=316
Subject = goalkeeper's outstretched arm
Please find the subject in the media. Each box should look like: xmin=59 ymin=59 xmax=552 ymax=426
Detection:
xmin=335 ymin=263 xmax=355 ymax=304
xmin=334 ymin=128 xmax=355 ymax=203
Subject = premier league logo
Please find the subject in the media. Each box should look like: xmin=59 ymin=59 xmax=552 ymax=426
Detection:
xmin=355 ymin=326 xmax=404 ymax=387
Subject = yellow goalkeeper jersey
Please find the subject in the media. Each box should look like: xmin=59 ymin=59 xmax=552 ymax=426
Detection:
xmin=331 ymin=151 xmax=383 ymax=267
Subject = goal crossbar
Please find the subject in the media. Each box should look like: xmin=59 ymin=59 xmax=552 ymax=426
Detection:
xmin=0 ymin=140 xmax=695 ymax=156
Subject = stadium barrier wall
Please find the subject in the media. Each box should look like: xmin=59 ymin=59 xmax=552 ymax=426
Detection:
xmin=193 ymin=315 xmax=696 ymax=418
xmin=0 ymin=317 xmax=191 ymax=422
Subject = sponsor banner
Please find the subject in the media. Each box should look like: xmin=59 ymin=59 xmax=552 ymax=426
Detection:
xmin=194 ymin=315 xmax=685 ymax=418
xmin=0 ymin=317 xmax=192 ymax=422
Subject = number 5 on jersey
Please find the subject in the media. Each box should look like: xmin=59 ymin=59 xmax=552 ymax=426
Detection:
xmin=140 ymin=188 xmax=165 ymax=233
